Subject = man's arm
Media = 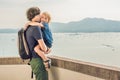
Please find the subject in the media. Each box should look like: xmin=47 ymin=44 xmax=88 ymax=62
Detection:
xmin=37 ymin=39 xmax=47 ymax=52
xmin=34 ymin=45 xmax=48 ymax=61
xmin=34 ymin=45 xmax=49 ymax=71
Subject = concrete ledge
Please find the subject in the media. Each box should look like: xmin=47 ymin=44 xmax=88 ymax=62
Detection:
xmin=0 ymin=57 xmax=29 ymax=64
xmin=50 ymin=56 xmax=120 ymax=80
xmin=0 ymin=56 xmax=120 ymax=80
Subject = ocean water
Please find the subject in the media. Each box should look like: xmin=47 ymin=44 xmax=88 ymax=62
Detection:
xmin=0 ymin=32 xmax=120 ymax=67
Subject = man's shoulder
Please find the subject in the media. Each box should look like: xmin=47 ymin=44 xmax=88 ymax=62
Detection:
xmin=26 ymin=26 xmax=40 ymax=33
xmin=28 ymin=26 xmax=41 ymax=31
xmin=29 ymin=25 xmax=40 ymax=29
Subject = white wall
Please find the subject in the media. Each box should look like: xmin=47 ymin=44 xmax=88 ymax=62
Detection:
xmin=0 ymin=65 xmax=104 ymax=80
xmin=49 ymin=66 xmax=104 ymax=80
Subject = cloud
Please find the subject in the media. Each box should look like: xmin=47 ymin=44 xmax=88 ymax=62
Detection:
xmin=0 ymin=0 xmax=28 ymax=8
xmin=0 ymin=0 xmax=66 ymax=8
xmin=0 ymin=0 xmax=120 ymax=28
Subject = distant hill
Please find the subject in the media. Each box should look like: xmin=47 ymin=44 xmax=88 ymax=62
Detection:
xmin=0 ymin=28 xmax=18 ymax=33
xmin=50 ymin=18 xmax=120 ymax=33
xmin=0 ymin=18 xmax=120 ymax=33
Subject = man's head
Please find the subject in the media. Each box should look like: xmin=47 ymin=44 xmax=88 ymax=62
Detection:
xmin=26 ymin=7 xmax=41 ymax=22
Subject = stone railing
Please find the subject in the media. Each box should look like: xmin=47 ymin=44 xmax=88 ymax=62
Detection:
xmin=0 ymin=55 xmax=120 ymax=80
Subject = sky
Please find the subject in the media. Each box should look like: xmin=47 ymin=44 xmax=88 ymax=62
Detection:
xmin=0 ymin=0 xmax=120 ymax=28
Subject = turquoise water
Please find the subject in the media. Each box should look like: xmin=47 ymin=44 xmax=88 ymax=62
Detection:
xmin=0 ymin=33 xmax=120 ymax=67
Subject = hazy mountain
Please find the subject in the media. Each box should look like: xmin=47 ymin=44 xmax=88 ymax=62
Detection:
xmin=0 ymin=28 xmax=18 ymax=33
xmin=50 ymin=18 xmax=120 ymax=33
xmin=0 ymin=17 xmax=120 ymax=33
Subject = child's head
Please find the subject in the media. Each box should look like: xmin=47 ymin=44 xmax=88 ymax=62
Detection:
xmin=40 ymin=12 xmax=51 ymax=23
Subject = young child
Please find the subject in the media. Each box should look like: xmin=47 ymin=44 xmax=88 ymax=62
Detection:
xmin=40 ymin=12 xmax=53 ymax=49
xmin=25 ymin=12 xmax=53 ymax=68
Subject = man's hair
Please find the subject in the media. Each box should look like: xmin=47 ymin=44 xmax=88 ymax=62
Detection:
xmin=26 ymin=7 xmax=40 ymax=21
xmin=42 ymin=12 xmax=51 ymax=23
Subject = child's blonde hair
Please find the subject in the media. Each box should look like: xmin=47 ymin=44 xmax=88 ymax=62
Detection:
xmin=42 ymin=12 xmax=51 ymax=23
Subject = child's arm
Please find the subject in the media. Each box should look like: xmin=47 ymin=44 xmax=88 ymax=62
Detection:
xmin=24 ymin=22 xmax=44 ymax=30
xmin=28 ymin=22 xmax=44 ymax=28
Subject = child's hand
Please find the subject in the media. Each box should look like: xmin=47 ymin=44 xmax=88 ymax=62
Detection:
xmin=39 ymin=23 xmax=44 ymax=28
xmin=24 ymin=22 xmax=30 ymax=30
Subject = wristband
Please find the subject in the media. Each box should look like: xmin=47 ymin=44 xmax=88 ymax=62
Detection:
xmin=44 ymin=60 xmax=50 ymax=63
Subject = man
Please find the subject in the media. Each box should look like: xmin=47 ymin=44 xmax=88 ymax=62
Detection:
xmin=25 ymin=7 xmax=49 ymax=80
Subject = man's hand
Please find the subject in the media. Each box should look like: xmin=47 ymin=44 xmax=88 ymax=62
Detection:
xmin=43 ymin=59 xmax=51 ymax=71
xmin=44 ymin=62 xmax=49 ymax=71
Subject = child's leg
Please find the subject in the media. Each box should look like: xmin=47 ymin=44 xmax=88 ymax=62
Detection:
xmin=34 ymin=45 xmax=49 ymax=70
xmin=45 ymin=47 xmax=51 ymax=54
xmin=34 ymin=45 xmax=48 ymax=61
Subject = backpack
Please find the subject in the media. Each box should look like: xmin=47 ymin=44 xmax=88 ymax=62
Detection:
xmin=18 ymin=28 xmax=33 ymax=78
xmin=18 ymin=28 xmax=32 ymax=60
